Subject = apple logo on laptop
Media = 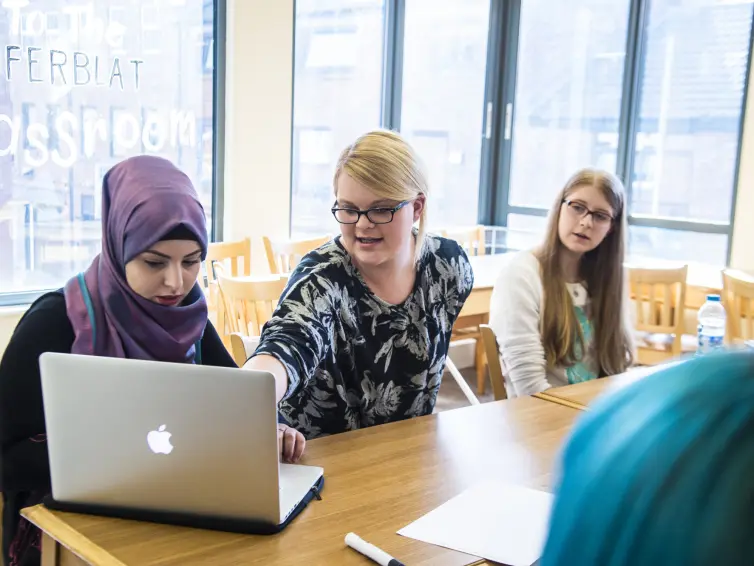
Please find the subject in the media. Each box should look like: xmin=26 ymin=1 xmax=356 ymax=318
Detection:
xmin=147 ymin=425 xmax=174 ymax=455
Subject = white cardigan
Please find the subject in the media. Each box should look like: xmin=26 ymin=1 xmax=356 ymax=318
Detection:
xmin=488 ymin=251 xmax=594 ymax=398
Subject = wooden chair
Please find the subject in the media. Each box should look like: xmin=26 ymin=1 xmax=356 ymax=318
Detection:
xmin=440 ymin=229 xmax=489 ymax=395
xmin=448 ymin=319 xmax=488 ymax=395
xmin=215 ymin=273 xmax=287 ymax=354
xmin=444 ymin=356 xmax=480 ymax=406
xmin=479 ymin=324 xmax=508 ymax=401
xmin=723 ymin=270 xmax=754 ymax=344
xmin=229 ymin=333 xmax=260 ymax=367
xmin=441 ymin=225 xmax=488 ymax=393
xmin=205 ymin=238 xmax=251 ymax=284
xmin=203 ymin=239 xmax=252 ymax=348
xmin=629 ymin=265 xmax=694 ymax=365
xmin=263 ymin=235 xmax=330 ymax=274
xmin=440 ymin=225 xmax=486 ymax=256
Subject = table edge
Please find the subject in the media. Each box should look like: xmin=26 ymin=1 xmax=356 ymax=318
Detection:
xmin=532 ymin=391 xmax=588 ymax=411
xmin=22 ymin=504 xmax=127 ymax=566
xmin=22 ymin=502 xmax=495 ymax=566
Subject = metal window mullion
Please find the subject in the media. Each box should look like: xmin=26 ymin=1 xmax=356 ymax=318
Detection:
xmin=381 ymin=0 xmax=405 ymax=131
xmin=477 ymin=0 xmax=506 ymax=226
xmin=725 ymin=4 xmax=754 ymax=264
xmin=615 ymin=0 xmax=649 ymax=211
xmin=507 ymin=205 xmax=548 ymax=218
xmin=628 ymin=216 xmax=731 ymax=235
xmin=492 ymin=0 xmax=521 ymax=227
xmin=211 ymin=0 xmax=227 ymax=242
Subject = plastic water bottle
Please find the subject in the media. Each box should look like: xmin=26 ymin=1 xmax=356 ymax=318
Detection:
xmin=697 ymin=294 xmax=726 ymax=355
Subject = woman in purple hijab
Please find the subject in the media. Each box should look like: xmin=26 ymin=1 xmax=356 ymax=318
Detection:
xmin=0 ymin=156 xmax=303 ymax=566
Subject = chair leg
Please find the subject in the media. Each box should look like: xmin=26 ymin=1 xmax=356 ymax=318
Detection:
xmin=446 ymin=356 xmax=480 ymax=406
xmin=475 ymin=336 xmax=486 ymax=395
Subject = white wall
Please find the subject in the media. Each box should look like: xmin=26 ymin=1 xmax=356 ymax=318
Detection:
xmin=222 ymin=0 xmax=294 ymax=273
xmin=0 ymin=308 xmax=23 ymax=356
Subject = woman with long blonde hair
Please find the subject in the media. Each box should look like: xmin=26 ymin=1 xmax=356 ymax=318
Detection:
xmin=489 ymin=168 xmax=634 ymax=397
xmin=245 ymin=129 xmax=474 ymax=439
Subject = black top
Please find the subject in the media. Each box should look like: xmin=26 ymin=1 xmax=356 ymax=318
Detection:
xmin=255 ymin=234 xmax=474 ymax=439
xmin=0 ymin=291 xmax=235 ymax=566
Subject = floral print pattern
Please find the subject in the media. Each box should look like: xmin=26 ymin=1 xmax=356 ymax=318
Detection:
xmin=254 ymin=234 xmax=473 ymax=439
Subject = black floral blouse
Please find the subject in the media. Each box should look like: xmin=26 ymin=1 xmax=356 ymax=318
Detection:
xmin=253 ymin=234 xmax=474 ymax=439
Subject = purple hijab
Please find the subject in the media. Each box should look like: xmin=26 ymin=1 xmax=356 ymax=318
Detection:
xmin=64 ymin=155 xmax=209 ymax=363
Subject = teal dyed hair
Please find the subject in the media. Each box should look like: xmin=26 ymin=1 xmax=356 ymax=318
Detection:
xmin=541 ymin=351 xmax=754 ymax=566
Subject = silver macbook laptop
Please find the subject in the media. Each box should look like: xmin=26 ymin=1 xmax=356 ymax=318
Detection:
xmin=39 ymin=352 xmax=323 ymax=531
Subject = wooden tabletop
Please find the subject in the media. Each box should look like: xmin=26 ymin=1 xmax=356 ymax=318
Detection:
xmin=468 ymin=254 xmax=514 ymax=290
xmin=534 ymin=363 xmax=675 ymax=410
xmin=23 ymin=397 xmax=580 ymax=566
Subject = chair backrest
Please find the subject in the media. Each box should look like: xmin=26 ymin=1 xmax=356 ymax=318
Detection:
xmin=263 ymin=235 xmax=330 ymax=274
xmin=229 ymin=333 xmax=260 ymax=367
xmin=216 ymin=273 xmax=287 ymax=337
xmin=440 ymin=226 xmax=486 ymax=256
xmin=479 ymin=324 xmax=507 ymax=401
xmin=205 ymin=238 xmax=251 ymax=285
xmin=628 ymin=265 xmax=688 ymax=353
xmin=723 ymin=270 xmax=754 ymax=344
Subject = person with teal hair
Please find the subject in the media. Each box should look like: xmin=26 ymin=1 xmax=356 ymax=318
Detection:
xmin=541 ymin=350 xmax=754 ymax=566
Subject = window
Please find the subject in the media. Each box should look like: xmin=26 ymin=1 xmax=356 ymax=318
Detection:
xmin=141 ymin=4 xmax=162 ymax=55
xmin=508 ymin=0 xmax=632 ymax=209
xmin=497 ymin=0 xmax=754 ymax=266
xmin=0 ymin=1 xmax=216 ymax=302
xmin=290 ymin=0 xmax=387 ymax=238
xmin=288 ymin=0 xmax=753 ymax=265
xmin=108 ymin=7 xmax=128 ymax=54
xmin=400 ymin=0 xmax=491 ymax=228
xmin=627 ymin=0 xmax=754 ymax=265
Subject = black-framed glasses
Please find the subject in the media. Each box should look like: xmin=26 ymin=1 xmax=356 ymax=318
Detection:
xmin=331 ymin=200 xmax=411 ymax=225
xmin=562 ymin=199 xmax=614 ymax=226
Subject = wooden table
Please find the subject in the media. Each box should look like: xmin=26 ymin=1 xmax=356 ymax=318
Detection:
xmin=455 ymin=254 xmax=515 ymax=393
xmin=458 ymin=254 xmax=512 ymax=320
xmin=534 ymin=363 xmax=674 ymax=411
xmin=23 ymin=397 xmax=580 ymax=566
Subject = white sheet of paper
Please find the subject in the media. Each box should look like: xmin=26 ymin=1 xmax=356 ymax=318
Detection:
xmin=398 ymin=482 xmax=553 ymax=566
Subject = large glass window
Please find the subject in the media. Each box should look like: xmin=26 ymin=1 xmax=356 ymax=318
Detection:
xmin=0 ymin=1 xmax=215 ymax=299
xmin=628 ymin=0 xmax=754 ymax=264
xmin=400 ymin=0 xmax=491 ymax=228
xmin=290 ymin=0 xmax=386 ymax=238
xmin=288 ymin=0 xmax=754 ymax=266
xmin=508 ymin=0 xmax=631 ymax=209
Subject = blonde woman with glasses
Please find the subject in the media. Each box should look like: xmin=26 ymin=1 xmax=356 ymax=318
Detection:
xmin=489 ymin=168 xmax=634 ymax=398
xmin=245 ymin=130 xmax=474 ymax=441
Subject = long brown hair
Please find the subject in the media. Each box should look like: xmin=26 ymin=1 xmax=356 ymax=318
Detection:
xmin=535 ymin=168 xmax=635 ymax=375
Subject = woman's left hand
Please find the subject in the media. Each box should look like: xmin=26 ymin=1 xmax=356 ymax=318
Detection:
xmin=277 ymin=423 xmax=306 ymax=463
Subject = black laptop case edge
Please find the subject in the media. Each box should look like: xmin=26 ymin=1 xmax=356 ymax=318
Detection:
xmin=42 ymin=474 xmax=324 ymax=535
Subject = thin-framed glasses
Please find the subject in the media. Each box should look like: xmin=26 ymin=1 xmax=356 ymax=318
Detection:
xmin=331 ymin=200 xmax=411 ymax=225
xmin=562 ymin=199 xmax=613 ymax=227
